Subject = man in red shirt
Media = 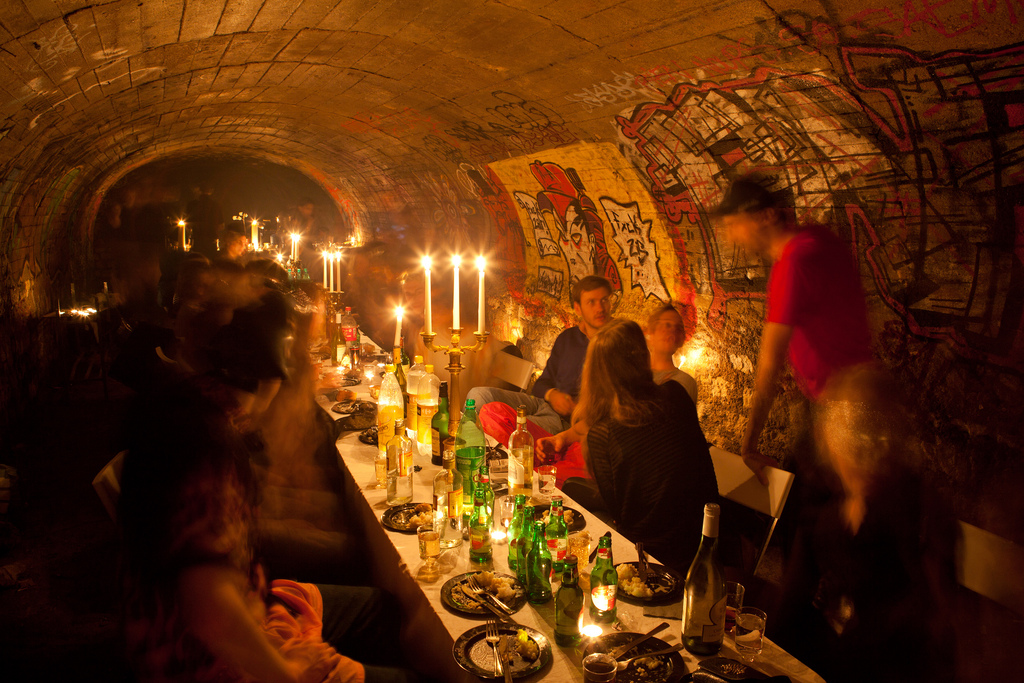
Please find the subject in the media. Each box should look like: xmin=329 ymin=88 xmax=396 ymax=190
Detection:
xmin=715 ymin=176 xmax=874 ymax=484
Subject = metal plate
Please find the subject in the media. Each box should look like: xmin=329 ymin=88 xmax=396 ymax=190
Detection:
xmin=380 ymin=503 xmax=433 ymax=533
xmin=614 ymin=562 xmax=684 ymax=605
xmin=584 ymin=631 xmax=686 ymax=683
xmin=441 ymin=571 xmax=527 ymax=616
xmin=530 ymin=503 xmax=587 ymax=532
xmin=453 ymin=623 xmax=551 ymax=680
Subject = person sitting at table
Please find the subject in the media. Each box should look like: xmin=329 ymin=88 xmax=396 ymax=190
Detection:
xmin=556 ymin=319 xmax=718 ymax=571
xmin=467 ymin=275 xmax=613 ymax=485
xmin=645 ymin=301 xmax=697 ymax=403
xmin=119 ymin=381 xmax=421 ymax=683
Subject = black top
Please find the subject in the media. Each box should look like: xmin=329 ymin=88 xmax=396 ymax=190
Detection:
xmin=585 ymin=381 xmax=718 ymax=572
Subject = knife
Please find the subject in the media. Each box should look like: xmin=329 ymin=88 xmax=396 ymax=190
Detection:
xmin=607 ymin=621 xmax=669 ymax=659
xmin=589 ymin=531 xmax=612 ymax=563
xmin=478 ymin=595 xmax=518 ymax=624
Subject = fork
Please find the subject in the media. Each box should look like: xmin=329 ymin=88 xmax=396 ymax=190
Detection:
xmin=485 ymin=619 xmax=501 ymax=677
xmin=466 ymin=575 xmax=514 ymax=613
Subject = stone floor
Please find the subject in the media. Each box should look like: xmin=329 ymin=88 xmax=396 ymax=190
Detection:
xmin=0 ymin=380 xmax=133 ymax=681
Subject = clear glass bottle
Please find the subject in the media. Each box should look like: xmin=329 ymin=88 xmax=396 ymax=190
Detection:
xmin=545 ymin=496 xmax=569 ymax=576
xmin=432 ymin=447 xmax=464 ymax=549
xmin=331 ymin=313 xmax=344 ymax=366
xmin=405 ymin=355 xmax=426 ymax=436
xmin=469 ymin=486 xmax=492 ymax=563
xmin=454 ymin=399 xmax=485 ymax=529
xmin=682 ymin=502 xmax=726 ymax=655
xmin=340 ymin=306 xmax=357 ymax=345
xmin=416 ymin=365 xmax=440 ymax=457
xmin=506 ymin=494 xmax=527 ymax=573
xmin=430 ymin=382 xmax=450 ymax=466
xmin=375 ymin=364 xmax=404 ymax=488
xmin=386 ymin=419 xmax=413 ymax=505
xmin=554 ymin=556 xmax=584 ymax=646
xmin=392 ymin=345 xmax=408 ymax=396
xmin=589 ymin=534 xmax=617 ymax=624
xmin=526 ymin=520 xmax=552 ymax=604
xmin=509 ymin=405 xmax=534 ymax=498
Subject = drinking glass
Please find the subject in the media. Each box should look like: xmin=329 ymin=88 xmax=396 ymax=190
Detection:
xmin=725 ymin=581 xmax=745 ymax=634
xmin=373 ymin=452 xmax=387 ymax=489
xmin=734 ymin=607 xmax=767 ymax=662
xmin=494 ymin=495 xmax=515 ymax=543
xmin=582 ymin=652 xmax=617 ymax=682
xmin=537 ymin=465 xmax=557 ymax=501
xmin=568 ymin=530 xmax=592 ymax=565
xmin=362 ymin=362 xmax=377 ymax=385
xmin=418 ymin=524 xmax=441 ymax=572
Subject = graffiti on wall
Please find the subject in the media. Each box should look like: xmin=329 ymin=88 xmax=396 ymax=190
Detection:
xmin=615 ymin=40 xmax=1024 ymax=367
xmin=536 ymin=266 xmax=564 ymax=299
xmin=599 ymin=197 xmax=671 ymax=301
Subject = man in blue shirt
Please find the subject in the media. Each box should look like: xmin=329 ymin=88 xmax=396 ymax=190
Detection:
xmin=467 ymin=275 xmax=612 ymax=437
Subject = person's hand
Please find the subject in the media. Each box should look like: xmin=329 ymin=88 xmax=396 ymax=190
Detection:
xmin=545 ymin=389 xmax=576 ymax=417
xmin=536 ymin=434 xmax=567 ymax=464
xmin=741 ymin=448 xmax=775 ymax=486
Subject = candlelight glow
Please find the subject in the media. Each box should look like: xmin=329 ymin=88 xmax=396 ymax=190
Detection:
xmin=475 ymin=255 xmax=486 ymax=271
xmin=176 ymin=219 xmax=186 ymax=228
xmin=421 ymin=255 xmax=432 ymax=270
xmin=290 ymin=233 xmax=300 ymax=244
xmin=251 ymin=219 xmax=259 ymax=227
xmin=61 ymin=307 xmax=97 ymax=318
xmin=581 ymin=624 xmax=603 ymax=638
xmin=451 ymin=254 xmax=461 ymax=268
xmin=490 ymin=529 xmax=506 ymax=542
xmin=395 ymin=306 xmax=404 ymax=321
xmin=275 ymin=253 xmax=284 ymax=262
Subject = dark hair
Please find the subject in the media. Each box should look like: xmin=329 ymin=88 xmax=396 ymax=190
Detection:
xmin=574 ymin=319 xmax=659 ymax=428
xmin=712 ymin=174 xmax=793 ymax=216
xmin=571 ymin=275 xmax=612 ymax=305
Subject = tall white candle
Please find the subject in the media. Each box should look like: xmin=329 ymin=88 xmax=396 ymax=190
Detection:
xmin=421 ymin=256 xmax=433 ymax=335
xmin=323 ymin=252 xmax=329 ymax=288
xmin=251 ymin=220 xmax=259 ymax=249
xmin=335 ymin=251 xmax=342 ymax=292
xmin=178 ymin=219 xmax=186 ymax=251
xmin=394 ymin=306 xmax=403 ymax=348
xmin=476 ymin=256 xmax=486 ymax=334
xmin=452 ymin=255 xmax=461 ymax=329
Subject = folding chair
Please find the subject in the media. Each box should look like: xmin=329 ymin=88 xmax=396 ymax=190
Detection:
xmin=956 ymin=520 xmax=1024 ymax=616
xmin=708 ymin=446 xmax=795 ymax=576
xmin=487 ymin=350 xmax=535 ymax=392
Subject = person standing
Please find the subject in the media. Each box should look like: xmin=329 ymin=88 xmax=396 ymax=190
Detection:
xmin=187 ymin=183 xmax=225 ymax=260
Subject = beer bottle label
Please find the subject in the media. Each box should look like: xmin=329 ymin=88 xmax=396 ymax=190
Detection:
xmin=591 ymin=585 xmax=617 ymax=612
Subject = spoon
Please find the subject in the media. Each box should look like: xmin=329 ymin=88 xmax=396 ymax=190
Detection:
xmin=616 ymin=643 xmax=685 ymax=670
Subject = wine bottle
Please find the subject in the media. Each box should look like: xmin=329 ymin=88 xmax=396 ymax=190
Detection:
xmin=681 ymin=502 xmax=726 ymax=655
xmin=509 ymin=406 xmax=534 ymax=498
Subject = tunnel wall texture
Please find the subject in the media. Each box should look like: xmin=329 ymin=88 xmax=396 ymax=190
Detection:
xmin=0 ymin=1 xmax=1021 ymax=533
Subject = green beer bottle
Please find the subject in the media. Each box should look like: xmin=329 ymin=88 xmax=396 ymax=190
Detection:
xmin=469 ymin=486 xmax=492 ymax=564
xmin=589 ymin=534 xmax=617 ymax=624
xmin=554 ymin=556 xmax=584 ymax=646
xmin=526 ymin=520 xmax=552 ymax=604
xmin=506 ymin=494 xmax=527 ymax=573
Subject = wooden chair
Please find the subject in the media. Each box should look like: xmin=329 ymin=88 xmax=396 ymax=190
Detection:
xmin=708 ymin=446 xmax=795 ymax=576
xmin=92 ymin=450 xmax=126 ymax=523
xmin=956 ymin=520 xmax=1024 ymax=616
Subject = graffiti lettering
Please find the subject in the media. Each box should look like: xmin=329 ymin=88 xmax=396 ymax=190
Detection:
xmin=565 ymin=72 xmax=662 ymax=112
xmin=514 ymin=192 xmax=560 ymax=257
xmin=536 ymin=266 xmax=564 ymax=300
xmin=599 ymin=197 xmax=671 ymax=301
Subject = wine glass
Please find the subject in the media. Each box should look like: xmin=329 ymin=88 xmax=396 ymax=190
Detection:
xmin=418 ymin=524 xmax=441 ymax=575
xmin=493 ymin=495 xmax=515 ymax=544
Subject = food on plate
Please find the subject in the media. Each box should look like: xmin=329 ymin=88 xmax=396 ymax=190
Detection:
xmin=516 ymin=629 xmax=540 ymax=662
xmin=336 ymin=389 xmax=357 ymax=402
xmin=616 ymin=563 xmax=654 ymax=598
xmin=453 ymin=571 xmax=519 ymax=606
xmin=540 ymin=508 xmax=575 ymax=526
xmin=406 ymin=503 xmax=434 ymax=528
xmin=634 ymin=655 xmax=668 ymax=675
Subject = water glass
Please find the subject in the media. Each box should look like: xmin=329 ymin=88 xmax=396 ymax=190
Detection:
xmin=734 ymin=606 xmax=767 ymax=661
xmin=537 ymin=465 xmax=557 ymax=501
xmin=582 ymin=652 xmax=617 ymax=682
xmin=725 ymin=581 xmax=745 ymax=634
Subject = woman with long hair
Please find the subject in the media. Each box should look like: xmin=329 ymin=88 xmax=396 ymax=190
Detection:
xmin=560 ymin=319 xmax=718 ymax=570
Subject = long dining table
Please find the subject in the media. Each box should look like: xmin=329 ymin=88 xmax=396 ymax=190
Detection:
xmin=319 ymin=377 xmax=824 ymax=682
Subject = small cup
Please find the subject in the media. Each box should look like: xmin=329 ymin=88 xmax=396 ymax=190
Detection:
xmin=725 ymin=581 xmax=745 ymax=634
xmin=537 ymin=465 xmax=557 ymax=501
xmin=734 ymin=606 xmax=767 ymax=662
xmin=582 ymin=652 xmax=617 ymax=682
xmin=568 ymin=530 xmax=592 ymax=566
xmin=417 ymin=524 xmax=441 ymax=569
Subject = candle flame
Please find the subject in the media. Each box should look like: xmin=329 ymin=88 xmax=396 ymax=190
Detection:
xmin=251 ymin=219 xmax=259 ymax=228
xmin=290 ymin=233 xmax=300 ymax=244
xmin=395 ymin=305 xmax=404 ymax=321
xmin=177 ymin=219 xmax=186 ymax=227
xmin=475 ymin=255 xmax=486 ymax=271
xmin=275 ymin=253 xmax=284 ymax=262
xmin=451 ymin=254 xmax=461 ymax=268
xmin=581 ymin=624 xmax=603 ymax=638
xmin=421 ymin=255 xmax=432 ymax=270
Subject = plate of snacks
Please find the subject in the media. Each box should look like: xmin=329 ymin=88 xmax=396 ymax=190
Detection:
xmin=380 ymin=503 xmax=435 ymax=533
xmin=583 ymin=631 xmax=685 ymax=683
xmin=531 ymin=503 xmax=586 ymax=532
xmin=453 ymin=623 xmax=551 ymax=679
xmin=613 ymin=562 xmax=683 ymax=605
xmin=441 ymin=571 xmax=527 ymax=616
xmin=358 ymin=426 xmax=378 ymax=445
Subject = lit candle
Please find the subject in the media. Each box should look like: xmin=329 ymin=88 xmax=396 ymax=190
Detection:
xmin=335 ymin=251 xmax=342 ymax=292
xmin=421 ymin=256 xmax=433 ymax=335
xmin=322 ymin=251 xmax=329 ymax=288
xmin=251 ymin=219 xmax=259 ymax=249
xmin=178 ymin=219 xmax=186 ymax=251
xmin=476 ymin=256 xmax=486 ymax=334
xmin=394 ymin=306 xmax=403 ymax=348
xmin=290 ymin=233 xmax=300 ymax=261
xmin=330 ymin=252 xmax=336 ymax=292
xmin=452 ymin=254 xmax=461 ymax=329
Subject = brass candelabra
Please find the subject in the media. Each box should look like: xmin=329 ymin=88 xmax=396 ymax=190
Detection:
xmin=420 ymin=327 xmax=488 ymax=441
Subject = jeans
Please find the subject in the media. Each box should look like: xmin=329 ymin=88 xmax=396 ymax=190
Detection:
xmin=465 ymin=386 xmax=568 ymax=436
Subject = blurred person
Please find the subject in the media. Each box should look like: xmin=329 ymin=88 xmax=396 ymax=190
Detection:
xmin=716 ymin=175 xmax=873 ymax=487
xmin=772 ymin=366 xmax=956 ymax=682
xmin=221 ymin=229 xmax=249 ymax=262
xmin=119 ymin=382 xmax=420 ymax=683
xmin=187 ymin=183 xmax=225 ymax=260
xmin=645 ymin=302 xmax=697 ymax=403
xmin=566 ymin=319 xmax=716 ymax=571
xmin=467 ymin=275 xmax=612 ymax=477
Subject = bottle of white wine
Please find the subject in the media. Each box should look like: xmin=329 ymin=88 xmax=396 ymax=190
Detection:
xmin=681 ymin=502 xmax=726 ymax=655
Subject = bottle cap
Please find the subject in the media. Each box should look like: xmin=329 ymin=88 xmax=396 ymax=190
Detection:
xmin=415 ymin=355 xmax=424 ymax=363
xmin=465 ymin=399 xmax=475 ymax=408
xmin=395 ymin=419 xmax=405 ymax=430
xmin=386 ymin=364 xmax=396 ymax=372
xmin=425 ymin=364 xmax=434 ymax=373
